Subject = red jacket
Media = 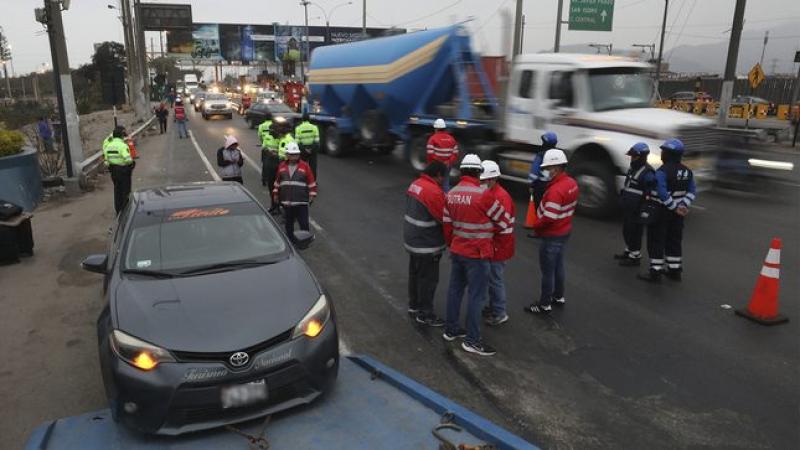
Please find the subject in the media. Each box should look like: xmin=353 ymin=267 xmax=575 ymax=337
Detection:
xmin=533 ymin=172 xmax=579 ymax=237
xmin=426 ymin=131 xmax=459 ymax=165
xmin=403 ymin=174 xmax=446 ymax=254
xmin=444 ymin=177 xmax=511 ymax=260
xmin=490 ymin=183 xmax=515 ymax=261
xmin=272 ymin=160 xmax=317 ymax=205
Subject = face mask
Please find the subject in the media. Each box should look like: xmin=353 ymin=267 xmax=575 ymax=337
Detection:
xmin=540 ymin=169 xmax=551 ymax=181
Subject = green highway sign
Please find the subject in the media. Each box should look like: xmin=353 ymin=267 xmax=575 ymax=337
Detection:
xmin=569 ymin=0 xmax=615 ymax=32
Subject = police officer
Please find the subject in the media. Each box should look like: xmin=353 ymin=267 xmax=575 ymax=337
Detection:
xmin=103 ymin=126 xmax=134 ymax=215
xmin=614 ymin=142 xmax=655 ymax=266
xmin=295 ymin=113 xmax=320 ymax=177
xmin=257 ymin=119 xmax=272 ymax=146
xmin=527 ymin=131 xmax=558 ymax=204
xmin=276 ymin=121 xmax=296 ymax=160
xmin=639 ymin=138 xmax=697 ymax=282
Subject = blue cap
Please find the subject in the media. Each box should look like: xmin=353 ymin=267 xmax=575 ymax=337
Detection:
xmin=660 ymin=138 xmax=685 ymax=154
xmin=627 ymin=142 xmax=650 ymax=155
xmin=541 ymin=131 xmax=558 ymax=147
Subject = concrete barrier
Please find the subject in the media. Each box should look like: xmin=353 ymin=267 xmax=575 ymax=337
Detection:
xmin=0 ymin=147 xmax=43 ymax=212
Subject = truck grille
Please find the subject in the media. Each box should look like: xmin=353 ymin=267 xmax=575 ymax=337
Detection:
xmin=675 ymin=126 xmax=723 ymax=157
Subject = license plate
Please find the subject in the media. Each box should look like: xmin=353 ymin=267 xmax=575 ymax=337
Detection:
xmin=221 ymin=379 xmax=267 ymax=409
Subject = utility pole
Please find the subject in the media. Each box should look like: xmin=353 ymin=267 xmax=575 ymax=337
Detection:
xmin=134 ymin=0 xmax=149 ymax=102
xmin=362 ymin=0 xmax=366 ymax=38
xmin=554 ymin=0 xmax=564 ymax=52
xmin=119 ymin=0 xmax=147 ymax=117
xmin=654 ymin=0 xmax=669 ymax=98
xmin=717 ymin=0 xmax=746 ymax=127
xmin=300 ymin=0 xmax=310 ymax=81
xmin=0 ymin=27 xmax=12 ymax=99
xmin=42 ymin=0 xmax=83 ymax=178
xmin=633 ymin=43 xmax=656 ymax=62
xmin=512 ymin=0 xmax=523 ymax=57
xmin=759 ymin=30 xmax=769 ymax=66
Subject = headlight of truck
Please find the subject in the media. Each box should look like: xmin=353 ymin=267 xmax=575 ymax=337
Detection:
xmin=110 ymin=330 xmax=175 ymax=371
xmin=292 ymin=295 xmax=330 ymax=339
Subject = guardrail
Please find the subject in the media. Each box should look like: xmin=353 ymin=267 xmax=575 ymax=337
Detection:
xmin=655 ymin=100 xmax=799 ymax=121
xmin=78 ymin=114 xmax=156 ymax=182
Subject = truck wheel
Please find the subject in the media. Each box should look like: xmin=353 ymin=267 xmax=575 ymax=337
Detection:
xmin=324 ymin=125 xmax=351 ymax=157
xmin=360 ymin=111 xmax=389 ymax=145
xmin=409 ymin=133 xmax=429 ymax=172
xmin=570 ymin=160 xmax=617 ymax=218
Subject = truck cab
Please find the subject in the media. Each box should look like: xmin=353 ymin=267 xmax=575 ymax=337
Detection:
xmin=499 ymin=54 xmax=716 ymax=217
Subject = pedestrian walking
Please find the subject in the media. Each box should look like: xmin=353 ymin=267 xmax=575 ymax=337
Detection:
xmin=525 ymin=149 xmax=579 ymax=316
xmin=614 ymin=142 xmax=655 ymax=266
xmin=37 ymin=116 xmax=55 ymax=152
xmin=443 ymin=154 xmax=511 ymax=357
xmin=102 ymin=126 xmax=135 ymax=215
xmin=156 ymin=102 xmax=169 ymax=134
xmin=295 ymin=112 xmax=320 ymax=177
xmin=404 ymin=161 xmax=448 ymax=327
xmin=174 ymin=99 xmax=189 ymax=139
xmin=216 ymin=135 xmax=244 ymax=184
xmin=638 ymin=139 xmax=696 ymax=282
xmin=273 ymin=142 xmax=317 ymax=243
xmin=479 ymin=160 xmax=515 ymax=326
xmin=426 ymin=118 xmax=459 ymax=192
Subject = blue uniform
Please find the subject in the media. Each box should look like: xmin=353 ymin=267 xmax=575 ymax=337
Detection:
xmin=618 ymin=162 xmax=655 ymax=259
xmin=527 ymin=152 xmax=547 ymax=203
xmin=645 ymin=161 xmax=696 ymax=274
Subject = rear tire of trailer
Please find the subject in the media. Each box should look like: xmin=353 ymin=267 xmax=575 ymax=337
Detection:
xmin=570 ymin=159 xmax=617 ymax=218
xmin=409 ymin=133 xmax=429 ymax=172
xmin=360 ymin=111 xmax=390 ymax=145
xmin=324 ymin=125 xmax=351 ymax=158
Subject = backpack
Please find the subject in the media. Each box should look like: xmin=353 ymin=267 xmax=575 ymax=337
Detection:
xmin=175 ymin=107 xmax=186 ymax=121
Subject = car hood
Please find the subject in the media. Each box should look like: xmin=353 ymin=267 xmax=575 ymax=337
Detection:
xmin=204 ymin=100 xmax=230 ymax=107
xmin=571 ymin=107 xmax=714 ymax=138
xmin=114 ymin=257 xmax=320 ymax=352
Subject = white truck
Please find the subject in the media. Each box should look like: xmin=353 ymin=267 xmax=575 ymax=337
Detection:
xmin=183 ymin=73 xmax=199 ymax=95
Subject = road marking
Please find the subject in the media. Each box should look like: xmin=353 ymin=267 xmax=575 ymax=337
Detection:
xmin=309 ymin=218 xmax=324 ymax=232
xmin=188 ymin=130 xmax=221 ymax=182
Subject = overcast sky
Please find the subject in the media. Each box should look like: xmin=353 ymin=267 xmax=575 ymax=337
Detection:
xmin=3 ymin=0 xmax=800 ymax=74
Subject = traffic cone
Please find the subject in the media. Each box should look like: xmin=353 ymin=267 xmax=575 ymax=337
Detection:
xmin=127 ymin=137 xmax=138 ymax=159
xmin=735 ymin=238 xmax=789 ymax=325
xmin=524 ymin=196 xmax=538 ymax=229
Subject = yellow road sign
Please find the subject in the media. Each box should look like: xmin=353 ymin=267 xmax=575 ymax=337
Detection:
xmin=748 ymin=63 xmax=766 ymax=90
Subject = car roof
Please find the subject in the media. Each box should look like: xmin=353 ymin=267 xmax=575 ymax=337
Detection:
xmin=132 ymin=183 xmax=256 ymax=212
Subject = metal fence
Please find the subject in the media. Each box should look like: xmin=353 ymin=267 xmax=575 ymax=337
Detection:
xmin=659 ymin=77 xmax=797 ymax=104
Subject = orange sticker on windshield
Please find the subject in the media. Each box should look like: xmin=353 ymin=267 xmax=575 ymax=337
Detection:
xmin=168 ymin=208 xmax=230 ymax=221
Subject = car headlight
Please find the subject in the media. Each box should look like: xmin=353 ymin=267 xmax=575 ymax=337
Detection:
xmin=292 ymin=295 xmax=330 ymax=339
xmin=110 ymin=330 xmax=175 ymax=371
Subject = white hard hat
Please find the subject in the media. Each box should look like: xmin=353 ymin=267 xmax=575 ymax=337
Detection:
xmin=285 ymin=142 xmax=301 ymax=155
xmin=459 ymin=153 xmax=482 ymax=170
xmin=433 ymin=118 xmax=446 ymax=129
xmin=224 ymin=135 xmax=238 ymax=148
xmin=480 ymin=160 xmax=501 ymax=180
xmin=540 ymin=149 xmax=568 ymax=167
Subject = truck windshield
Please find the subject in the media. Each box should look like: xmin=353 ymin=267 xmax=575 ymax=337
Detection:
xmin=588 ymin=68 xmax=652 ymax=112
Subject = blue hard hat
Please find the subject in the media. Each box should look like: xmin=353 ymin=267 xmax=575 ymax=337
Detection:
xmin=541 ymin=131 xmax=558 ymax=146
xmin=627 ymin=142 xmax=650 ymax=155
xmin=660 ymin=138 xmax=685 ymax=154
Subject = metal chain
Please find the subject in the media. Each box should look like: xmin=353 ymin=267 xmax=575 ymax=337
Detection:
xmin=225 ymin=415 xmax=271 ymax=450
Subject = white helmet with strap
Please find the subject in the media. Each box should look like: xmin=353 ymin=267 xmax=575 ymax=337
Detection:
xmin=540 ymin=149 xmax=568 ymax=167
xmin=480 ymin=160 xmax=501 ymax=180
xmin=459 ymin=153 xmax=482 ymax=170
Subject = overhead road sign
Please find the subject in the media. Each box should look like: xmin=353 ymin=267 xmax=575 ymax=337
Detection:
xmin=569 ymin=0 xmax=615 ymax=32
xmin=139 ymin=3 xmax=192 ymax=31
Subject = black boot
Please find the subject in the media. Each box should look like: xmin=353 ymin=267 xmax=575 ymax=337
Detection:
xmin=613 ymin=251 xmax=630 ymax=260
xmin=619 ymin=256 xmax=641 ymax=267
xmin=637 ymin=269 xmax=662 ymax=283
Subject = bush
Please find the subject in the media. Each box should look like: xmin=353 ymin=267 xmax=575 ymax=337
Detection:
xmin=0 ymin=129 xmax=25 ymax=157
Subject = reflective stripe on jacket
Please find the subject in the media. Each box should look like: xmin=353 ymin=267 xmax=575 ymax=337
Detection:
xmin=403 ymin=174 xmax=446 ymax=255
xmin=620 ymin=163 xmax=655 ymax=210
xmin=273 ymin=160 xmax=317 ymax=205
xmin=426 ymin=131 xmax=459 ymax=165
xmin=649 ymin=162 xmax=696 ymax=210
xmin=443 ymin=177 xmax=510 ymax=260
xmin=257 ymin=120 xmax=272 ymax=141
xmin=490 ymin=183 xmax=516 ymax=261
xmin=533 ymin=172 xmax=579 ymax=237
xmin=103 ymin=138 xmax=132 ymax=166
xmin=295 ymin=121 xmax=320 ymax=146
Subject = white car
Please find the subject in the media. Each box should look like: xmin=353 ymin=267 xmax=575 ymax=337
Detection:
xmin=202 ymin=93 xmax=235 ymax=120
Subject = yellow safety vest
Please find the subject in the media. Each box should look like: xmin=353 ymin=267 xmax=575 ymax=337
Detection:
xmin=295 ymin=121 xmax=320 ymax=146
xmin=103 ymin=137 xmax=132 ymax=166
xmin=277 ymin=134 xmax=295 ymax=161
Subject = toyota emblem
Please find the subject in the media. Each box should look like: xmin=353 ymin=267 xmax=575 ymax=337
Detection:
xmin=229 ymin=351 xmax=249 ymax=367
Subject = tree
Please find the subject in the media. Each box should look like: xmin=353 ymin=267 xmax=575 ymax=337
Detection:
xmin=92 ymin=41 xmax=126 ymax=74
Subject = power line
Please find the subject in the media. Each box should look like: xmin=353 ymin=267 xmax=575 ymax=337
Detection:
xmin=393 ymin=0 xmax=463 ymax=26
xmin=666 ymin=0 xmax=696 ymax=59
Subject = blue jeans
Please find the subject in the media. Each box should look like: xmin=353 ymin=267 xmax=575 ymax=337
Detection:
xmin=176 ymin=120 xmax=188 ymax=138
xmin=539 ymin=235 xmax=569 ymax=306
xmin=446 ymin=254 xmax=490 ymax=345
xmin=488 ymin=261 xmax=507 ymax=316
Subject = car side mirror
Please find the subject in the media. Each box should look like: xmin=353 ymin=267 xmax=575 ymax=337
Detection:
xmin=81 ymin=254 xmax=108 ymax=274
xmin=293 ymin=231 xmax=315 ymax=250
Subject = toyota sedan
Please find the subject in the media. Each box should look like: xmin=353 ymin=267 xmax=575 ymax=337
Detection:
xmin=82 ymin=182 xmax=338 ymax=435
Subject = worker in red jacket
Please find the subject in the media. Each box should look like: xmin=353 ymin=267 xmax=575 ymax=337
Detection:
xmin=443 ymin=154 xmax=511 ymax=357
xmin=273 ymin=142 xmax=317 ymax=243
xmin=525 ymin=149 xmax=579 ymax=316
xmin=426 ymin=118 xmax=459 ymax=192
xmin=479 ymin=160 xmax=515 ymax=327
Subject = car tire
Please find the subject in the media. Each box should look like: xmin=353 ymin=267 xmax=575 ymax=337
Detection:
xmin=570 ymin=159 xmax=618 ymax=218
xmin=324 ymin=125 xmax=351 ymax=157
xmin=409 ymin=132 xmax=429 ymax=172
xmin=227 ymin=114 xmax=233 ymax=120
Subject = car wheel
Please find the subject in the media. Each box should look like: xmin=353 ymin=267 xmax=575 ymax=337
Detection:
xmin=324 ymin=125 xmax=351 ymax=157
xmin=409 ymin=132 xmax=428 ymax=172
xmin=227 ymin=114 xmax=233 ymax=120
xmin=570 ymin=159 xmax=617 ymax=218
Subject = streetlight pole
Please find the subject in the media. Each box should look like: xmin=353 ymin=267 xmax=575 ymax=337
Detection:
xmin=306 ymin=2 xmax=354 ymax=46
xmin=300 ymin=1 xmax=310 ymax=81
xmin=654 ymin=0 xmax=669 ymax=98
xmin=362 ymin=0 xmax=366 ymax=38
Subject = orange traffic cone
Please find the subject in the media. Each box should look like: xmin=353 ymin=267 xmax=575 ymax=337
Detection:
xmin=524 ymin=196 xmax=538 ymax=229
xmin=735 ymin=238 xmax=789 ymax=325
xmin=127 ymin=137 xmax=138 ymax=159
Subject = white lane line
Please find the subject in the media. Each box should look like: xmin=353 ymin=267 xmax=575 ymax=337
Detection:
xmin=188 ymin=130 xmax=221 ymax=182
xmin=309 ymin=218 xmax=324 ymax=232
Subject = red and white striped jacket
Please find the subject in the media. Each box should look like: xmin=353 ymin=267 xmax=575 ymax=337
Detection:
xmin=489 ymin=183 xmax=516 ymax=261
xmin=272 ymin=160 xmax=317 ymax=206
xmin=443 ymin=177 xmax=511 ymax=260
xmin=533 ymin=172 xmax=579 ymax=237
xmin=426 ymin=131 xmax=459 ymax=165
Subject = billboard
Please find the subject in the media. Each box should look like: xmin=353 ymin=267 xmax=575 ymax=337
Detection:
xmin=192 ymin=23 xmax=222 ymax=60
xmin=139 ymin=3 xmax=192 ymax=31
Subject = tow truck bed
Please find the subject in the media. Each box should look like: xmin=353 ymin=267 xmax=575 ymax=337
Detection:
xmin=25 ymin=355 xmax=536 ymax=450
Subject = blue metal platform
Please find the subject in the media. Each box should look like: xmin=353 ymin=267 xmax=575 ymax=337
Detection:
xmin=25 ymin=355 xmax=537 ymax=450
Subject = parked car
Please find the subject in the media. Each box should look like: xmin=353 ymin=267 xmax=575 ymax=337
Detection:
xmin=81 ymin=182 xmax=338 ymax=435
xmin=244 ymin=102 xmax=301 ymax=129
xmin=668 ymin=91 xmax=713 ymax=102
xmin=202 ymin=93 xmax=235 ymax=119
xmin=732 ymin=95 xmax=776 ymax=115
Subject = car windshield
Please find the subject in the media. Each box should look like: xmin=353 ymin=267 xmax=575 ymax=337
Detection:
xmin=588 ymin=68 xmax=652 ymax=112
xmin=206 ymin=93 xmax=227 ymax=101
xmin=266 ymin=103 xmax=294 ymax=114
xmin=123 ymin=202 xmax=288 ymax=273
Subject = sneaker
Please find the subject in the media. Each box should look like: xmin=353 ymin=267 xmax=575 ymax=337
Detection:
xmin=442 ymin=328 xmax=467 ymax=342
xmin=618 ymin=257 xmax=641 ymax=267
xmin=481 ymin=305 xmax=493 ymax=318
xmin=524 ymin=304 xmax=552 ymax=315
xmin=485 ymin=314 xmax=509 ymax=326
xmin=415 ymin=313 xmax=445 ymax=327
xmin=407 ymin=307 xmax=420 ymax=316
xmin=553 ymin=297 xmax=566 ymax=307
xmin=461 ymin=340 xmax=497 ymax=356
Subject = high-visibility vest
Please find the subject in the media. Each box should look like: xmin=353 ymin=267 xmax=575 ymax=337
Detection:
xmin=103 ymin=137 xmax=132 ymax=166
xmin=262 ymin=132 xmax=278 ymax=152
xmin=277 ymin=134 xmax=295 ymax=161
xmin=258 ymin=120 xmax=272 ymax=141
xmin=295 ymin=121 xmax=320 ymax=146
